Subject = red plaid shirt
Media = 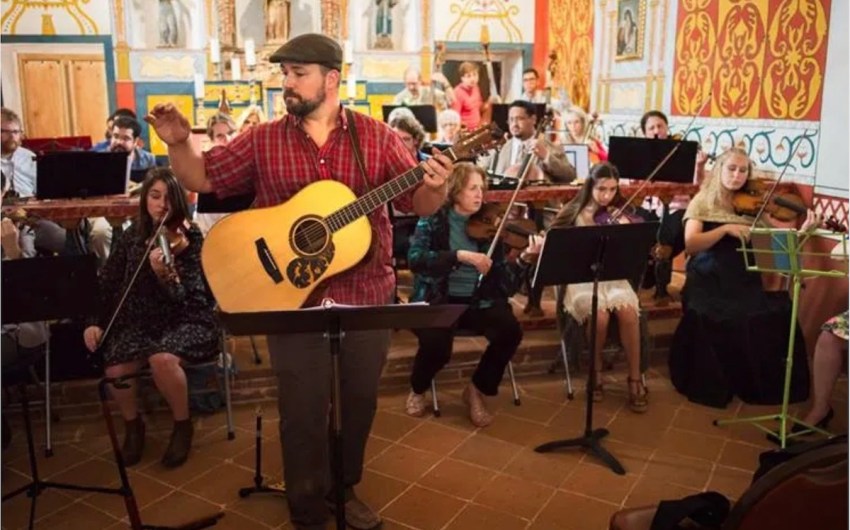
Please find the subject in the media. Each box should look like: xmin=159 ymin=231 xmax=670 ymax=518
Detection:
xmin=204 ymin=107 xmax=418 ymax=306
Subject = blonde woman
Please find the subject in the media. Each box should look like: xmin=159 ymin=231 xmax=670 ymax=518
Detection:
xmin=561 ymin=106 xmax=607 ymax=163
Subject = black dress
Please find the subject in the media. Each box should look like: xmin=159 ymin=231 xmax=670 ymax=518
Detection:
xmin=96 ymin=223 xmax=220 ymax=366
xmin=669 ymin=222 xmax=809 ymax=408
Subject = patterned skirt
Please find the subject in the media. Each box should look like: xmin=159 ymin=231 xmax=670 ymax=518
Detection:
xmin=822 ymin=311 xmax=849 ymax=341
xmin=102 ymin=321 xmax=219 ymax=367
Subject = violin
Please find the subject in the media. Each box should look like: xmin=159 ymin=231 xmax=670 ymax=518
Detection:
xmin=147 ymin=219 xmax=190 ymax=269
xmin=732 ymin=179 xmax=807 ymax=222
xmin=593 ymin=203 xmax=645 ymax=225
xmin=732 ymin=179 xmax=847 ymax=232
xmin=467 ymin=203 xmax=538 ymax=251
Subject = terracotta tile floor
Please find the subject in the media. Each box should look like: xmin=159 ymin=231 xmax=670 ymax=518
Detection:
xmin=3 ymin=363 xmax=846 ymax=530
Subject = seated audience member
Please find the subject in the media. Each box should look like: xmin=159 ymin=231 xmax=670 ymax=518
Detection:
xmin=549 ymin=162 xmax=649 ymax=413
xmin=195 ymin=113 xmax=237 ymax=236
xmin=436 ymin=109 xmax=461 ymax=144
xmin=83 ymin=168 xmax=220 ymax=468
xmin=88 ymin=116 xmax=158 ymax=264
xmin=393 ymin=67 xmax=455 ymax=110
xmin=389 ymin=114 xmax=428 ymax=163
xmin=668 ymin=147 xmax=819 ymax=408
xmin=561 ymin=105 xmax=608 ymax=162
xmin=1 ymin=108 xmax=66 ymax=255
xmin=795 ymin=310 xmax=848 ymax=434
xmin=236 ymin=105 xmax=267 ymax=133
xmin=206 ymin=112 xmax=236 ymax=148
xmin=92 ymin=108 xmax=138 ymax=152
xmin=518 ymin=68 xmax=547 ymax=103
xmin=405 ymin=163 xmax=538 ymax=427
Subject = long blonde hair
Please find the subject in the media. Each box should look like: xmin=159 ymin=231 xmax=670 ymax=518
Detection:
xmin=684 ymin=147 xmax=754 ymax=225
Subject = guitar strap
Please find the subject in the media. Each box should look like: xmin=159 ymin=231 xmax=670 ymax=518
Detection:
xmin=345 ymin=108 xmax=372 ymax=193
xmin=344 ymin=107 xmax=383 ymax=263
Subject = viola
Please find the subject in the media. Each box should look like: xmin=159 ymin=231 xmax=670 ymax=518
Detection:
xmin=732 ymin=179 xmax=807 ymax=222
xmin=467 ymin=203 xmax=538 ymax=251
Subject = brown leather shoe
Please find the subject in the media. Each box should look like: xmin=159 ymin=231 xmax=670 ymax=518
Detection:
xmin=122 ymin=417 xmax=145 ymax=466
xmin=161 ymin=419 xmax=193 ymax=468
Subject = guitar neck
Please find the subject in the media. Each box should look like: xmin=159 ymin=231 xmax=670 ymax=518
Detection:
xmin=324 ymin=150 xmax=455 ymax=233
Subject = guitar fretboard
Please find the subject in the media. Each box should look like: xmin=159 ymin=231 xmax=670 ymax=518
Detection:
xmin=325 ymin=149 xmax=456 ymax=232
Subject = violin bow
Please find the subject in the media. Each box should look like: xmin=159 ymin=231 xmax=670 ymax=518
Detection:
xmin=609 ymin=91 xmax=712 ymax=222
xmin=749 ymin=129 xmax=810 ymax=230
xmin=482 ymin=111 xmax=554 ymax=262
xmin=98 ymin=213 xmax=171 ymax=349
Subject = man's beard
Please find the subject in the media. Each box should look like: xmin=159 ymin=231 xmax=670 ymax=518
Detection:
xmin=284 ymin=86 xmax=326 ymax=118
xmin=109 ymin=144 xmax=130 ymax=153
xmin=1 ymin=138 xmax=18 ymax=156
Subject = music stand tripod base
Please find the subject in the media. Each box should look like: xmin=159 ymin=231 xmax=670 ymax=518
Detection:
xmin=530 ymin=222 xmax=659 ymax=476
xmin=713 ymin=228 xmax=846 ymax=448
xmin=239 ymin=409 xmax=287 ymax=498
xmin=535 ymin=427 xmax=625 ymax=475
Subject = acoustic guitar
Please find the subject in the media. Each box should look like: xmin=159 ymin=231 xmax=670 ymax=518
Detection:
xmin=201 ymin=124 xmax=502 ymax=313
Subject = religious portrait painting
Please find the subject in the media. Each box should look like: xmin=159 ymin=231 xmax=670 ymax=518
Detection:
xmin=615 ymin=0 xmax=645 ymax=61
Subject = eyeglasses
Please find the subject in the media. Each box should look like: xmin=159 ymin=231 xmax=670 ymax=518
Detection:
xmin=1 ymin=129 xmax=22 ymax=135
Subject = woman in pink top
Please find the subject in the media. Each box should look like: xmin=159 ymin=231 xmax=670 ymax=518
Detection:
xmin=451 ymin=61 xmax=484 ymax=130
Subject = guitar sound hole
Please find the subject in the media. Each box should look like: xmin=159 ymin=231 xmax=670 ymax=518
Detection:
xmin=291 ymin=217 xmax=329 ymax=256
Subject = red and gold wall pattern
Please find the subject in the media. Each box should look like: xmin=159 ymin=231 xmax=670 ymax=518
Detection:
xmin=672 ymin=0 xmax=830 ymax=120
xmin=548 ymin=0 xmax=593 ymax=110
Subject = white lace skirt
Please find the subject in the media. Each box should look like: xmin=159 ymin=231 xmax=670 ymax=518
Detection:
xmin=564 ymin=279 xmax=639 ymax=324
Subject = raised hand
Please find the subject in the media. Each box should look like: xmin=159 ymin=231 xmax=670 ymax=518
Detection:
xmin=144 ymin=103 xmax=192 ymax=146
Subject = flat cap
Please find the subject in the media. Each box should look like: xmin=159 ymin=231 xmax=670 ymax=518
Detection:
xmin=269 ymin=33 xmax=343 ymax=71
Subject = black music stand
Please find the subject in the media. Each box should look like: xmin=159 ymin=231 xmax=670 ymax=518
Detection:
xmin=607 ymin=137 xmax=698 ymax=183
xmin=36 ymin=151 xmax=129 ymax=199
xmin=218 ymin=302 xmax=466 ymax=530
xmin=531 ymin=222 xmax=657 ymax=475
xmin=2 ymin=255 xmax=98 ymax=457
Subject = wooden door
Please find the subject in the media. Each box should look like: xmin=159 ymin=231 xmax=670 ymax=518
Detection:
xmin=19 ymin=56 xmax=69 ymax=138
xmin=18 ymin=54 xmax=107 ymax=141
xmin=67 ymin=59 xmax=108 ymax=142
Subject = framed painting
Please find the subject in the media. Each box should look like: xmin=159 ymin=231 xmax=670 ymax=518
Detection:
xmin=615 ymin=0 xmax=646 ymax=61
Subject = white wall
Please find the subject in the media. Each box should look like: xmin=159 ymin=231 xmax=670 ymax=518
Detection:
xmin=815 ymin=0 xmax=849 ymax=198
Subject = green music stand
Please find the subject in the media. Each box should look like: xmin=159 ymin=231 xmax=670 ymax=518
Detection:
xmin=714 ymin=228 xmax=848 ymax=448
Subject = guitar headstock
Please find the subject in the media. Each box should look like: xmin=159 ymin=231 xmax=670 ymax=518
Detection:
xmin=434 ymin=41 xmax=446 ymax=68
xmin=449 ymin=123 xmax=505 ymax=160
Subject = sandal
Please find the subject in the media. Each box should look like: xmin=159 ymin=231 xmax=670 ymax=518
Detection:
xmin=405 ymin=391 xmax=427 ymax=418
xmin=627 ymin=377 xmax=648 ymax=414
xmin=462 ymin=384 xmax=494 ymax=428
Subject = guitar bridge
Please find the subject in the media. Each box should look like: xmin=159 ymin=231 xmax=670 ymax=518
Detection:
xmin=255 ymin=238 xmax=284 ymax=284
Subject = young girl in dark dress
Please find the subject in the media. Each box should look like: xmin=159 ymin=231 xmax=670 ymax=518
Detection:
xmin=669 ymin=147 xmax=819 ymax=408
xmin=84 ymin=168 xmax=219 ymax=467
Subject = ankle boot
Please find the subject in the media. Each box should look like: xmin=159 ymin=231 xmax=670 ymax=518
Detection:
xmin=122 ymin=417 xmax=146 ymax=466
xmin=161 ymin=419 xmax=193 ymax=468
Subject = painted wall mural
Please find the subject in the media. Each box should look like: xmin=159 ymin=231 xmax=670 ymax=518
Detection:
xmin=434 ymin=0 xmax=534 ymax=43
xmin=548 ymin=0 xmax=593 ymax=110
xmin=672 ymin=0 xmax=830 ymax=120
xmin=1 ymin=0 xmax=111 ymax=35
